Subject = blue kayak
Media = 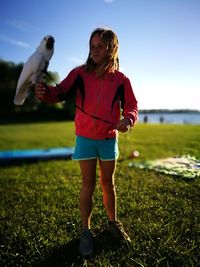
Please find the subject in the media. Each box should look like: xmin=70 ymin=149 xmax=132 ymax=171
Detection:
xmin=0 ymin=147 xmax=74 ymax=165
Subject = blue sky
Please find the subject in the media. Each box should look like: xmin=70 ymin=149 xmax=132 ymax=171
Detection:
xmin=0 ymin=0 xmax=200 ymax=110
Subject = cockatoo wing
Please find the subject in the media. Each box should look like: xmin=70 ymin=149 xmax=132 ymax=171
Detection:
xmin=14 ymin=52 xmax=44 ymax=105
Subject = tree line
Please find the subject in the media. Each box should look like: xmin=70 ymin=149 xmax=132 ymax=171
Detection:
xmin=0 ymin=60 xmax=75 ymax=123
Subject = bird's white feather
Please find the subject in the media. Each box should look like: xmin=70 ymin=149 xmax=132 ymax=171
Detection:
xmin=14 ymin=35 xmax=54 ymax=105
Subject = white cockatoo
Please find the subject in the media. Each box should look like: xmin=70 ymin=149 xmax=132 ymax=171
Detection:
xmin=14 ymin=35 xmax=55 ymax=105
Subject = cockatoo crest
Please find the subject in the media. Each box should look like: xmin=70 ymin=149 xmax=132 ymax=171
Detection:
xmin=14 ymin=35 xmax=55 ymax=105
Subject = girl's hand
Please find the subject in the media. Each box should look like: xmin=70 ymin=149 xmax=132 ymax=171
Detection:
xmin=114 ymin=118 xmax=131 ymax=132
xmin=35 ymin=81 xmax=47 ymax=100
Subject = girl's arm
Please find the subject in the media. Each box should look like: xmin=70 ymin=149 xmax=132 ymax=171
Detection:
xmin=122 ymin=76 xmax=138 ymax=125
xmin=114 ymin=76 xmax=138 ymax=132
xmin=35 ymin=67 xmax=81 ymax=103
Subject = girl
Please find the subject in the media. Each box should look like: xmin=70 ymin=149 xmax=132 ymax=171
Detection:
xmin=35 ymin=28 xmax=138 ymax=257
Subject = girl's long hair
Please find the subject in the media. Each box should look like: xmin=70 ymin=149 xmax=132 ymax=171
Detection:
xmin=85 ymin=28 xmax=119 ymax=77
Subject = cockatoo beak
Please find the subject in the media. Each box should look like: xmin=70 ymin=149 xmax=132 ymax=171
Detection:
xmin=46 ymin=37 xmax=55 ymax=49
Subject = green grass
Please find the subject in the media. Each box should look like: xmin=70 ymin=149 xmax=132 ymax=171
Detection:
xmin=0 ymin=122 xmax=200 ymax=266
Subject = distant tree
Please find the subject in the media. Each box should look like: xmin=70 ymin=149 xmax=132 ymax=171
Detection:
xmin=44 ymin=71 xmax=60 ymax=86
xmin=0 ymin=59 xmax=61 ymax=113
xmin=0 ymin=60 xmax=22 ymax=89
xmin=0 ymin=60 xmax=22 ymax=112
xmin=0 ymin=59 xmax=76 ymax=121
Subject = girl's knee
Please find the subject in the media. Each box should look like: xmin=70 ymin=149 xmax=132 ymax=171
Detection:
xmin=82 ymin=180 xmax=96 ymax=194
xmin=101 ymin=177 xmax=115 ymax=190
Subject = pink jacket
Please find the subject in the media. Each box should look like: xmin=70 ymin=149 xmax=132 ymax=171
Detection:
xmin=42 ymin=65 xmax=138 ymax=139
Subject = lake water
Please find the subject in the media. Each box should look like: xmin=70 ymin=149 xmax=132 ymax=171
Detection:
xmin=138 ymin=112 xmax=200 ymax=125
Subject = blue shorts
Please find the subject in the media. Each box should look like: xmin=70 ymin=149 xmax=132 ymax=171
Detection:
xmin=72 ymin=136 xmax=119 ymax=161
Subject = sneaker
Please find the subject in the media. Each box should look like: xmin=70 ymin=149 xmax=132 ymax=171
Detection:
xmin=105 ymin=221 xmax=131 ymax=244
xmin=79 ymin=229 xmax=93 ymax=257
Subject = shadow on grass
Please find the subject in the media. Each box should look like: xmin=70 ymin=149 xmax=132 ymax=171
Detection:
xmin=36 ymin=230 xmax=123 ymax=267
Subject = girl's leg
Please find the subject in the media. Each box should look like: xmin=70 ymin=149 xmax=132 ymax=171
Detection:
xmin=79 ymin=159 xmax=97 ymax=229
xmin=99 ymin=160 xmax=117 ymax=222
xmin=99 ymin=159 xmax=131 ymax=243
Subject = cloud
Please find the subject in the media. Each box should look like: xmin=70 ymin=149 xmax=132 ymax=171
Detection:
xmin=6 ymin=19 xmax=38 ymax=32
xmin=104 ymin=0 xmax=115 ymax=3
xmin=0 ymin=34 xmax=29 ymax=48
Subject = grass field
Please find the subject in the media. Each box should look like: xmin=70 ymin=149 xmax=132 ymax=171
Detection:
xmin=0 ymin=122 xmax=200 ymax=266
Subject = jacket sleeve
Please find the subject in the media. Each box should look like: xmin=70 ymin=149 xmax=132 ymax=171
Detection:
xmin=41 ymin=67 xmax=81 ymax=103
xmin=122 ymin=76 xmax=138 ymax=126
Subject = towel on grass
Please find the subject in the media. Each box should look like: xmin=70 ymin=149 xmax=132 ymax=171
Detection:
xmin=128 ymin=155 xmax=200 ymax=179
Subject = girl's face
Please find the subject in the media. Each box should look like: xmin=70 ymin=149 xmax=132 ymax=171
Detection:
xmin=90 ymin=34 xmax=108 ymax=65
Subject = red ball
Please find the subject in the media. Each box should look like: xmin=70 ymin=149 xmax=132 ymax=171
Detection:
xmin=132 ymin=150 xmax=139 ymax=158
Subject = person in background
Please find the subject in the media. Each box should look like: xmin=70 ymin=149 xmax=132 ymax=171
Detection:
xmin=35 ymin=27 xmax=138 ymax=257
